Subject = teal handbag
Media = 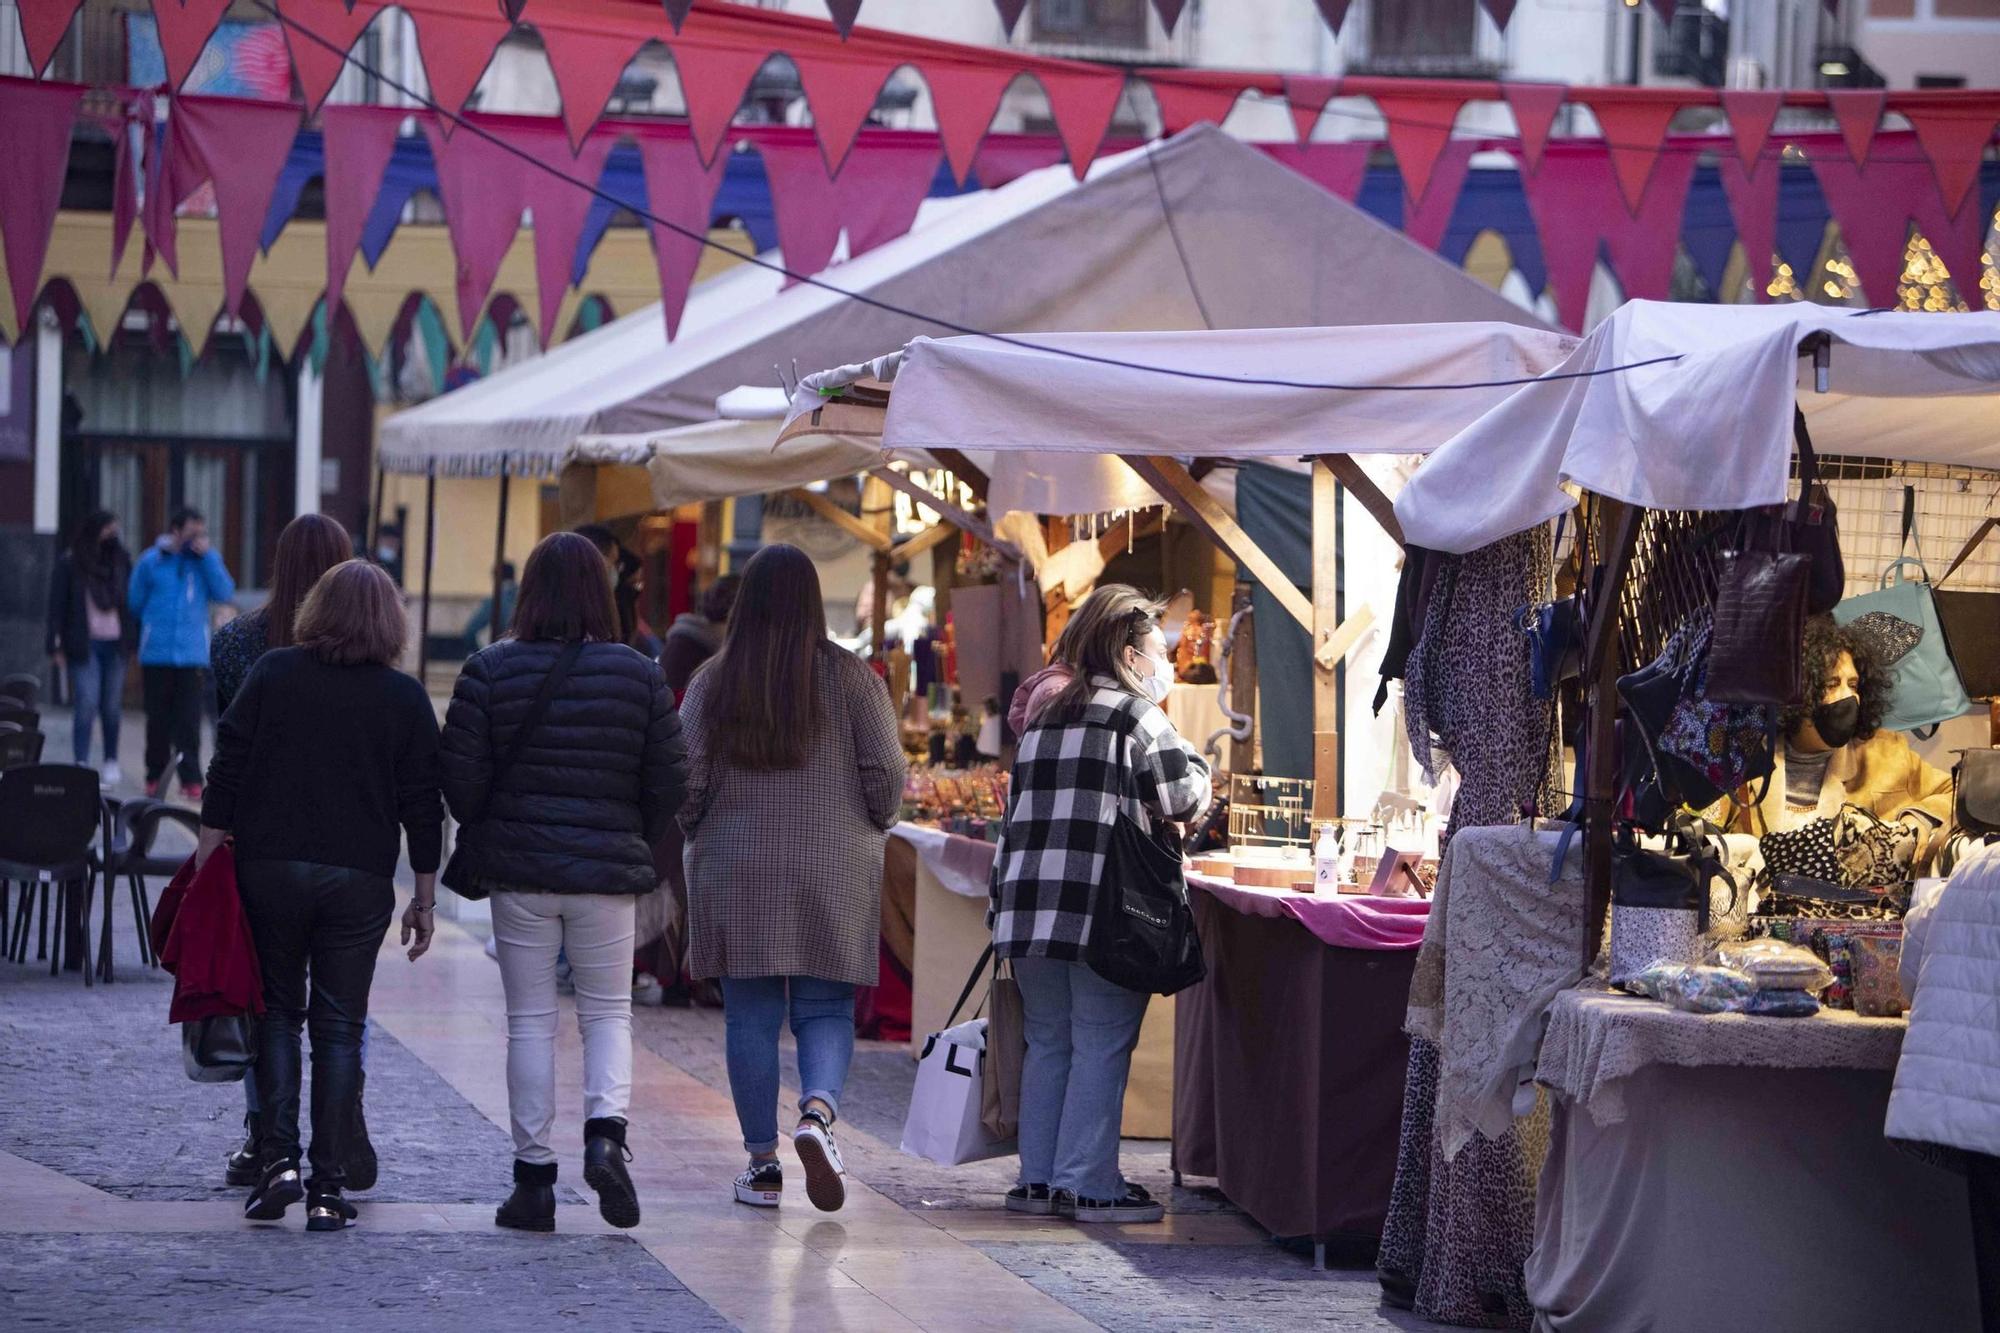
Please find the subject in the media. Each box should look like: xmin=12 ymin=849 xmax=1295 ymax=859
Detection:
xmin=1831 ymin=488 xmax=1973 ymax=735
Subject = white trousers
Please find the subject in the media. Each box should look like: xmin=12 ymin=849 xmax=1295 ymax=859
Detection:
xmin=490 ymin=892 xmax=636 ymax=1165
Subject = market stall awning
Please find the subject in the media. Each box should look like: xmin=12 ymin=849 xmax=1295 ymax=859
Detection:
xmin=1395 ymin=300 xmax=2000 ymax=554
xmin=379 ymin=124 xmax=1553 ymax=479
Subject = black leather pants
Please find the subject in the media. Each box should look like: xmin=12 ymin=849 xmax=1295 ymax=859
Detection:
xmin=237 ymin=859 xmax=393 ymax=1189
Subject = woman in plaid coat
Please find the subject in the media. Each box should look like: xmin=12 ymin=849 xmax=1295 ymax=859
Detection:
xmin=679 ymin=544 xmax=906 ymax=1214
xmin=990 ymin=585 xmax=1211 ymax=1224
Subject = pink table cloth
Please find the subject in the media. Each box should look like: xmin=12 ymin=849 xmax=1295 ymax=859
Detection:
xmin=1187 ymin=875 xmax=1430 ymax=951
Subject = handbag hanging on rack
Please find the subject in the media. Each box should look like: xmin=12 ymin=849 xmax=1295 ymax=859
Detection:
xmin=1831 ymin=488 xmax=1974 ymax=735
xmin=1932 ymin=516 xmax=2000 ymax=701
xmin=1737 ymin=408 xmax=1845 ymax=615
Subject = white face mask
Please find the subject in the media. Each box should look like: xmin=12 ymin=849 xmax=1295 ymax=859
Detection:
xmin=1136 ymin=649 xmax=1174 ymax=704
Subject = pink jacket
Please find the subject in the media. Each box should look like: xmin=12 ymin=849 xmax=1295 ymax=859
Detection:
xmin=1009 ymin=663 xmax=1075 ymax=736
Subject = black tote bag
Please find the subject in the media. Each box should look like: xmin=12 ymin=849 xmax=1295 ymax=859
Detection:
xmin=1085 ymin=811 xmax=1206 ymax=997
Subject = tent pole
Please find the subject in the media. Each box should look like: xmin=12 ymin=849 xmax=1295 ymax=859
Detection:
xmin=418 ymin=465 xmax=438 ymax=686
xmin=1312 ymin=461 xmax=1341 ymax=822
xmin=1316 ymin=454 xmax=1404 ymax=549
xmin=491 ymin=461 xmax=511 ymax=644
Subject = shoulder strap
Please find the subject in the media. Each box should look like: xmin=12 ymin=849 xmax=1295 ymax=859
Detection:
xmin=1938 ymin=515 xmax=1997 ymax=587
xmin=1790 ymin=409 xmax=1827 ymax=515
xmin=1901 ymin=485 xmax=1923 ymax=563
xmin=946 ymin=943 xmax=994 ymax=1027
xmin=473 ymin=639 xmax=587 ymax=822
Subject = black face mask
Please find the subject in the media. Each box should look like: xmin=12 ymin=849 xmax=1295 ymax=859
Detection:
xmin=1813 ymin=696 xmax=1862 ymax=749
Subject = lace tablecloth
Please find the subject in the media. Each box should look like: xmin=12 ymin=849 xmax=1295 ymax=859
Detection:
xmin=1535 ymin=984 xmax=1909 ymax=1126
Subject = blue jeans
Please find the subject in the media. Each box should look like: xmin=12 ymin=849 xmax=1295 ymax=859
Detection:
xmin=1013 ymin=956 xmax=1148 ymax=1201
xmin=69 ymin=640 xmax=125 ymax=766
xmin=721 ymin=976 xmax=856 ymax=1155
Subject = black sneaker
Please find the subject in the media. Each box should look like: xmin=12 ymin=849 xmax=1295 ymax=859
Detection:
xmin=1070 ymin=1183 xmax=1164 ymax=1225
xmin=583 ymin=1117 xmax=640 ymax=1230
xmin=1005 ymin=1184 xmax=1057 ymax=1216
xmin=225 ymin=1113 xmax=261 ymax=1188
xmin=734 ymin=1159 xmax=783 ymax=1208
xmin=305 ymin=1187 xmax=357 ymax=1233
xmin=495 ymin=1160 xmax=558 ymax=1233
xmin=244 ymin=1158 xmax=305 ymax=1222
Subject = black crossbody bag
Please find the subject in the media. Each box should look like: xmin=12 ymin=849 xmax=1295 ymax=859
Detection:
xmin=441 ymin=640 xmax=586 ymax=900
xmin=1081 ymin=712 xmax=1206 ymax=997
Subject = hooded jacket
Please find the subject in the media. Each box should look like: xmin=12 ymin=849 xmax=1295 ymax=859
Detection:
xmin=128 ymin=538 xmax=235 ymax=667
xmin=1886 ymin=843 xmax=2000 ymax=1158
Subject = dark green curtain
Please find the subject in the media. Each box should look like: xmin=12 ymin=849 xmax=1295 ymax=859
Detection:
xmin=1233 ymin=463 xmax=1314 ymax=780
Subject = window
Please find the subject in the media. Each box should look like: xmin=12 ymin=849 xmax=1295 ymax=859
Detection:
xmin=1367 ymin=0 xmax=1478 ymax=61
xmin=1032 ymin=0 xmax=1149 ymax=49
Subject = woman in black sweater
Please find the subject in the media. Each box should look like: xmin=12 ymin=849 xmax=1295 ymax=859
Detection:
xmin=196 ymin=560 xmax=443 ymax=1233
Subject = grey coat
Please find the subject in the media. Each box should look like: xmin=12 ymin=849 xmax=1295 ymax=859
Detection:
xmin=679 ymin=643 xmax=906 ymax=986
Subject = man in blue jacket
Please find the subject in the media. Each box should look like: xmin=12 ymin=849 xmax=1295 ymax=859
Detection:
xmin=128 ymin=506 xmax=236 ymax=799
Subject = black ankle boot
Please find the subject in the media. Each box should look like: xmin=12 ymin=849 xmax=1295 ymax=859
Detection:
xmin=225 ymin=1112 xmax=261 ymax=1187
xmin=346 ymin=1069 xmax=377 ymax=1193
xmin=244 ymin=1157 xmax=305 ymax=1222
xmin=495 ymin=1159 xmax=557 ymax=1233
xmin=583 ymin=1117 xmax=640 ymax=1229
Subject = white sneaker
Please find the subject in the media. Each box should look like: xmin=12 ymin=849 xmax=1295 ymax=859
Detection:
xmin=100 ymin=760 xmax=124 ymax=788
xmin=792 ymin=1114 xmax=845 ymax=1213
xmin=632 ymin=972 xmax=665 ymax=1007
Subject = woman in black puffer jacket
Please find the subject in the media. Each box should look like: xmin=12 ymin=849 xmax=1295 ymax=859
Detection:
xmin=441 ymin=532 xmax=686 ymax=1235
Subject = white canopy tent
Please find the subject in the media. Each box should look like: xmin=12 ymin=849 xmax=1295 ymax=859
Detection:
xmin=1394 ymin=301 xmax=2000 ymax=555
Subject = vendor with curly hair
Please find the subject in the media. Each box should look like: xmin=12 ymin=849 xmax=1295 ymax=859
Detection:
xmin=1725 ymin=615 xmax=1954 ymax=865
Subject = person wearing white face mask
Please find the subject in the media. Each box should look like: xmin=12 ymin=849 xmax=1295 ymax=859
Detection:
xmin=988 ymin=584 xmax=1211 ymax=1224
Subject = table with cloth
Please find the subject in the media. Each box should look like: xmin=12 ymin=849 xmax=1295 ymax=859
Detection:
xmin=885 ymin=822 xmax=1176 ymax=1138
xmin=1172 ymin=878 xmax=1428 ymax=1243
xmin=1527 ymin=985 xmax=1979 ymax=1333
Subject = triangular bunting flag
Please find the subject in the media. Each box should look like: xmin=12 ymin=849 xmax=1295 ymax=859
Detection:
xmin=1577 ymin=90 xmax=1682 ymax=213
xmin=1719 ymin=89 xmax=1784 ymax=176
xmin=276 ymin=0 xmax=384 ymax=115
xmin=1152 ymin=0 xmax=1188 ymax=32
xmin=143 ymin=102 xmax=211 ymax=278
xmin=540 ymin=25 xmax=649 ymax=150
xmin=1806 ymin=141 xmax=1913 ymax=308
xmin=797 ymin=54 xmax=899 ymax=173
xmin=98 ymin=105 xmax=141 ymax=279
xmin=1517 ymin=140 xmax=1698 ymax=331
xmin=410 ymin=6 xmax=510 ymax=122
xmin=1504 ymin=82 xmax=1565 ymax=174
xmin=636 ymin=125 xmax=727 ymax=340
xmin=838 ymin=134 xmax=944 ymax=257
xmin=826 ymin=0 xmax=863 ymax=37
xmin=1256 ymin=141 xmax=1372 ymax=202
xmin=423 ymin=116 xmax=528 ymax=340
xmin=0 ymin=78 xmax=83 ymax=333
xmin=1717 ymin=153 xmax=1779 ymax=301
xmin=927 ymin=63 xmax=1021 ymax=184
xmin=1901 ymin=94 xmax=2000 ymax=215
xmin=759 ymin=137 xmax=846 ymax=283
xmin=518 ymin=130 xmax=616 ymax=348
xmin=1284 ymin=75 xmax=1338 ymax=143
xmin=1478 ymin=0 xmax=1517 ymax=27
xmin=668 ymin=39 xmax=770 ymax=166
xmin=1148 ymin=75 xmax=1249 ymax=137
xmin=1374 ymin=88 xmax=1472 ymax=208
xmin=661 ymin=0 xmax=693 ymax=31
xmin=993 ymin=0 xmax=1027 ymax=37
xmin=19 ymin=0 xmax=83 ymax=75
xmin=1038 ymin=67 xmax=1127 ymax=179
xmin=150 ymin=0 xmax=233 ymax=92
xmin=1313 ymin=0 xmax=1354 ymax=33
xmin=321 ymin=105 xmax=404 ymax=319
xmin=1826 ymin=89 xmax=1885 ymax=167
xmin=171 ymin=95 xmax=304 ymax=318
xmin=971 ymin=134 xmax=1067 ymax=188
xmin=1401 ymin=139 xmax=1477 ymax=252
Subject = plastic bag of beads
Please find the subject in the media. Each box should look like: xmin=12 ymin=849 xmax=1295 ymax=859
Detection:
xmin=1706 ymin=940 xmax=1833 ymax=995
xmin=1665 ymin=964 xmax=1758 ymax=1014
xmin=1741 ymin=989 xmax=1822 ymax=1018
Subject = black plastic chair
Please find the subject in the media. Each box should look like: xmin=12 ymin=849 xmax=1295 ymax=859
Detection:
xmin=1 ymin=765 xmax=109 ymax=986
xmin=0 ymin=674 xmax=39 ymax=709
xmin=0 ymin=703 xmax=41 ymax=736
xmin=0 ymin=728 xmax=45 ymax=771
xmin=95 ymin=797 xmax=199 ymax=980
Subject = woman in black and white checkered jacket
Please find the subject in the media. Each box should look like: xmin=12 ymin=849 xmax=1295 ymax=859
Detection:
xmin=989 ymin=585 xmax=1211 ymax=1225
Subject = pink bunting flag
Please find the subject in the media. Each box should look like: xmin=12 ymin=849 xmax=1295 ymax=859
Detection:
xmin=1256 ymin=141 xmax=1372 ymax=202
xmin=928 ymin=62 xmax=1021 ymax=185
xmin=321 ymin=104 xmax=405 ymax=318
xmin=636 ymin=125 xmax=727 ymax=340
xmin=1576 ymin=90 xmax=1684 ymax=214
xmin=760 ymin=129 xmax=944 ymax=284
xmin=1825 ymin=89 xmax=1885 ymax=167
xmin=142 ymin=94 xmax=211 ymax=278
xmin=410 ymin=5 xmax=510 ymax=124
xmin=0 ymin=78 xmax=83 ymax=333
xmin=1808 ymin=134 xmax=1989 ymax=310
xmin=95 ymin=104 xmax=141 ymax=280
xmin=170 ymin=95 xmax=305 ymax=319
xmin=150 ymin=0 xmax=233 ymax=92
xmin=797 ymin=54 xmax=899 ymax=174
xmin=1504 ymin=82 xmax=1565 ymax=174
xmin=1719 ymin=89 xmax=1784 ymax=176
xmin=1901 ymin=94 xmax=2000 ymax=215
xmin=970 ymin=134 xmax=1067 ymax=188
xmin=18 ymin=0 xmax=83 ymax=75
xmin=423 ymin=115 xmax=530 ymax=340
xmin=668 ymin=39 xmax=771 ymax=166
xmin=1038 ymin=67 xmax=1127 ymax=179
xmin=1518 ymin=140 xmax=1699 ymax=331
xmin=1401 ymin=139 xmax=1477 ymax=253
xmin=1149 ymin=77 xmax=1248 ymax=137
xmin=1374 ymin=88 xmax=1472 ymax=209
xmin=540 ymin=26 xmax=650 ymax=151
xmin=518 ymin=130 xmax=616 ymax=348
xmin=1285 ymin=76 xmax=1339 ymax=143
xmin=1717 ymin=153 xmax=1779 ymax=301
xmin=277 ymin=0 xmax=386 ymax=116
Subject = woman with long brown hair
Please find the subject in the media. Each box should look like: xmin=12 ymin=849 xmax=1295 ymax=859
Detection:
xmin=679 ymin=543 xmax=907 ymax=1213
xmin=195 ymin=560 xmax=443 ymax=1232
xmin=440 ymin=532 xmax=686 ymax=1234
xmin=207 ymin=513 xmax=371 ymax=1193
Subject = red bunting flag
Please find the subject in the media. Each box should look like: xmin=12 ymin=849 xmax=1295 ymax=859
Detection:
xmin=1147 ymin=71 xmax=1262 ymax=137
xmin=1518 ymin=139 xmax=1699 ymax=331
xmin=1576 ymin=88 xmax=1685 ymax=213
xmin=1372 ymin=86 xmax=1474 ymax=209
xmin=1825 ymin=89 xmax=1885 ymax=167
xmin=169 ymin=95 xmax=303 ymax=319
xmin=409 ymin=4 xmax=511 ymax=124
xmin=1717 ymin=153 xmax=1779 ymax=301
xmin=321 ymin=105 xmax=404 ymax=319
xmin=1808 ymin=134 xmax=1989 ymax=310
xmin=1503 ymin=82 xmax=1566 ymax=174
xmin=276 ymin=0 xmax=385 ymax=115
xmin=1284 ymin=76 xmax=1339 ymax=143
xmin=668 ymin=38 xmax=771 ymax=166
xmin=1900 ymin=93 xmax=2000 ymax=215
xmin=1257 ymin=141 xmax=1373 ymax=202
xmin=928 ymin=62 xmax=1021 ymax=185
xmin=971 ymin=134 xmax=1068 ymax=188
xmin=1038 ymin=67 xmax=1128 ymax=179
xmin=150 ymin=0 xmax=234 ymax=92
xmin=797 ymin=53 xmax=900 ymax=173
xmin=95 ymin=102 xmax=143 ymax=281
xmin=538 ymin=25 xmax=649 ymax=150
xmin=517 ymin=131 xmax=617 ymax=348
xmin=1401 ymin=139 xmax=1478 ymax=253
xmin=1719 ymin=89 xmax=1784 ymax=176
xmin=760 ymin=129 xmax=942 ymax=282
xmin=636 ymin=125 xmax=728 ymax=340
xmin=0 ymin=78 xmax=82 ymax=333
xmin=423 ymin=115 xmax=529 ymax=340
xmin=18 ymin=0 xmax=83 ymax=75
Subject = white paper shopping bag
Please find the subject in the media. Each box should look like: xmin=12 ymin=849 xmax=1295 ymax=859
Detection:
xmin=899 ymin=1017 xmax=1015 ymax=1165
